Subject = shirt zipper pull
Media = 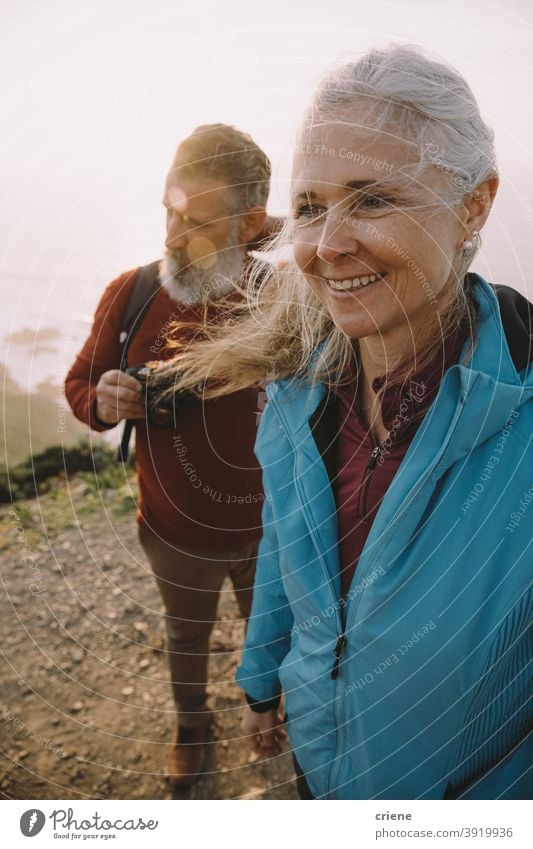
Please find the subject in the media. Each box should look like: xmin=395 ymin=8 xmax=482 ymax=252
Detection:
xmin=331 ymin=633 xmax=347 ymax=680
xmin=367 ymin=445 xmax=382 ymax=469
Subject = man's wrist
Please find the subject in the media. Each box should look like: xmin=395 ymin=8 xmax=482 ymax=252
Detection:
xmin=93 ymin=400 xmax=119 ymax=429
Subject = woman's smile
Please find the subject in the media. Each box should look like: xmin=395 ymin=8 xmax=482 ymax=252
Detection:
xmin=325 ymin=271 xmax=388 ymax=293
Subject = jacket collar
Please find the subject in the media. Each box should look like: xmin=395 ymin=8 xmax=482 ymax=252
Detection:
xmin=264 ymin=276 xmax=533 ymax=596
xmin=267 ymin=276 xmax=533 ymax=476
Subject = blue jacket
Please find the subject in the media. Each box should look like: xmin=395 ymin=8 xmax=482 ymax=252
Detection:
xmin=236 ymin=276 xmax=532 ymax=799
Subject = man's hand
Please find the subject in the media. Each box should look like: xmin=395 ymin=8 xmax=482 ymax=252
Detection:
xmin=95 ymin=369 xmax=145 ymax=425
xmin=241 ymin=704 xmax=287 ymax=759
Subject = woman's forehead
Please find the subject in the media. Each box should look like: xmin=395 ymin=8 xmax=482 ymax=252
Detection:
xmin=293 ymin=122 xmax=418 ymax=190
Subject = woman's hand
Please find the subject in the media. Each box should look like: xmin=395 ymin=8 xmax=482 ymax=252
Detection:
xmin=241 ymin=704 xmax=287 ymax=759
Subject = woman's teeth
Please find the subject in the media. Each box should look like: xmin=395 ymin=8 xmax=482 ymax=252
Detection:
xmin=327 ymin=272 xmax=385 ymax=291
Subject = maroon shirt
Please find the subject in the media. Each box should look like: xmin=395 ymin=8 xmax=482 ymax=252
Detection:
xmin=332 ymin=330 xmax=466 ymax=598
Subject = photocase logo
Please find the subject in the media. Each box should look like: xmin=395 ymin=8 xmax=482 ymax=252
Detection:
xmin=20 ymin=809 xmax=46 ymax=837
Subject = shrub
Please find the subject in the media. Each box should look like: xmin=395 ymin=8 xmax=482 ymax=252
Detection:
xmin=0 ymin=439 xmax=118 ymax=503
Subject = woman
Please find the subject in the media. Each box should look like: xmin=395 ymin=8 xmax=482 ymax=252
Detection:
xmin=161 ymin=44 xmax=532 ymax=799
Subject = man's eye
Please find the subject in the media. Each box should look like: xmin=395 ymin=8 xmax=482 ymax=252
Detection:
xmin=166 ymin=208 xmax=203 ymax=228
xmin=293 ymin=204 xmax=325 ymax=221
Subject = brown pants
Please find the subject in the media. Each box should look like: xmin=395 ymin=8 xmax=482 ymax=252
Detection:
xmin=138 ymin=524 xmax=257 ymax=727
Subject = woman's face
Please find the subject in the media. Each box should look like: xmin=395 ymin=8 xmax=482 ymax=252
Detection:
xmin=291 ymin=117 xmax=468 ymax=343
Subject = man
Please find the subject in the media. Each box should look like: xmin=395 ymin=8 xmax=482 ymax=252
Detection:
xmin=65 ymin=124 xmax=272 ymax=787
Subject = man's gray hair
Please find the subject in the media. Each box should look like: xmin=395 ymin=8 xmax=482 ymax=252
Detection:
xmin=174 ymin=123 xmax=271 ymax=215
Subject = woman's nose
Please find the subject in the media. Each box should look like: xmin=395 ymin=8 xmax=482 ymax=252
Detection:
xmin=316 ymin=212 xmax=360 ymax=264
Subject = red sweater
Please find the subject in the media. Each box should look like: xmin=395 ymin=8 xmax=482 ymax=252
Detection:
xmin=65 ymin=268 xmax=264 ymax=551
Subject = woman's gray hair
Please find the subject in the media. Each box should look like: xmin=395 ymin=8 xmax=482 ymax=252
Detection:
xmin=310 ymin=44 xmax=497 ymax=200
xmin=306 ymin=43 xmax=497 ymax=284
xmin=160 ymin=45 xmax=498 ymax=398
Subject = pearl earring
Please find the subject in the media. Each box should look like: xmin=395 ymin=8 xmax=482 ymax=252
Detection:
xmin=463 ymin=230 xmax=479 ymax=251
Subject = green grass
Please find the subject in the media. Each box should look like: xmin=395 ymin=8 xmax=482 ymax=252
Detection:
xmin=0 ymin=465 xmax=138 ymax=550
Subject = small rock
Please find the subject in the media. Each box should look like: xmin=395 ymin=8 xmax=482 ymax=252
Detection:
xmin=71 ymin=648 xmax=85 ymax=663
xmin=70 ymin=700 xmax=84 ymax=713
xmin=134 ymin=621 xmax=147 ymax=632
xmin=121 ymin=686 xmax=134 ymax=696
xmin=240 ymin=786 xmax=264 ymax=799
xmin=138 ymin=658 xmax=150 ymax=669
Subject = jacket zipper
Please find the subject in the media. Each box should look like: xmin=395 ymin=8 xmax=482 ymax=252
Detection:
xmin=357 ymin=443 xmax=382 ymax=517
xmin=331 ymin=633 xmax=347 ymax=679
xmin=326 ymin=441 xmax=382 ymax=793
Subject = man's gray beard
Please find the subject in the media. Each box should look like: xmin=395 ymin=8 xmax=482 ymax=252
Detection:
xmin=159 ymin=234 xmax=245 ymax=305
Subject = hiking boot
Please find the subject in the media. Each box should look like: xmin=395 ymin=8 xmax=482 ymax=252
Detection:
xmin=166 ymin=713 xmax=213 ymax=787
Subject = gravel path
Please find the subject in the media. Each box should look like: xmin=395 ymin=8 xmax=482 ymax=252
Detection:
xmin=0 ymin=482 xmax=298 ymax=800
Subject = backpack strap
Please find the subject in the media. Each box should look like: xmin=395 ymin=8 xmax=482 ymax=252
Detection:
xmin=118 ymin=260 xmax=161 ymax=371
xmin=117 ymin=260 xmax=161 ymax=463
xmin=494 ymin=284 xmax=533 ymax=372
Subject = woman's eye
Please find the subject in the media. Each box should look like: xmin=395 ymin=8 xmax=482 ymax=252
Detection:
xmin=355 ymin=194 xmax=387 ymax=210
xmin=363 ymin=195 xmax=383 ymax=208
xmin=293 ymin=204 xmax=326 ymax=221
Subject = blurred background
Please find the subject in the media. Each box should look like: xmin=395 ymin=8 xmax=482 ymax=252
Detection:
xmin=1 ymin=0 xmax=533 ymax=803
xmin=1 ymin=0 xmax=533 ymax=460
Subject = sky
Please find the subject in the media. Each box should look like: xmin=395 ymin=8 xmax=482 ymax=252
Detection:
xmin=1 ymin=0 xmax=533 ymax=368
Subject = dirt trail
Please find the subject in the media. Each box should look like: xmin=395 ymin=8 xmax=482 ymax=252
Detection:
xmin=0 ymin=484 xmax=298 ymax=800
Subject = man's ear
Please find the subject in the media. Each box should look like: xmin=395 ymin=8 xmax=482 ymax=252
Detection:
xmin=460 ymin=175 xmax=499 ymax=240
xmin=238 ymin=207 xmax=267 ymax=246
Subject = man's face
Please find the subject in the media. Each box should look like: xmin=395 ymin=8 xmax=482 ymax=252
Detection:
xmin=161 ymin=168 xmax=245 ymax=303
